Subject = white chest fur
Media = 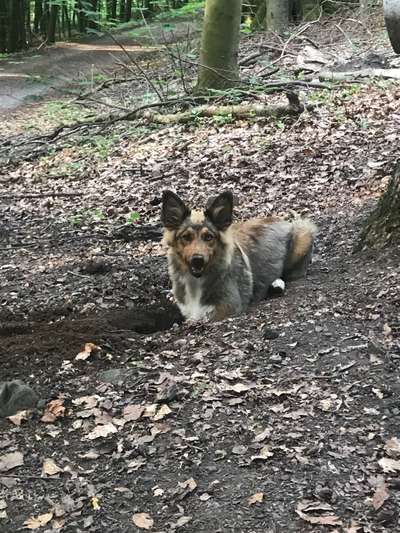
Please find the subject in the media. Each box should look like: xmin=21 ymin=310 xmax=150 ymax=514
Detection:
xmin=174 ymin=276 xmax=214 ymax=321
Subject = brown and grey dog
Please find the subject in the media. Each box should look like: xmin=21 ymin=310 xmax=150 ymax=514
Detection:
xmin=161 ymin=190 xmax=317 ymax=322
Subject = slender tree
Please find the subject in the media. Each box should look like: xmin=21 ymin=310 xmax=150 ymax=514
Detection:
xmin=266 ymin=0 xmax=289 ymax=30
xmin=0 ymin=0 xmax=8 ymax=53
xmin=197 ymin=0 xmax=243 ymax=91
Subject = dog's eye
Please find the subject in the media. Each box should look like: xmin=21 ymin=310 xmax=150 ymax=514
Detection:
xmin=203 ymin=233 xmax=214 ymax=242
xmin=180 ymin=233 xmax=192 ymax=243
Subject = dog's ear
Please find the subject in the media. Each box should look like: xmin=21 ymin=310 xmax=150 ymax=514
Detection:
xmin=205 ymin=191 xmax=233 ymax=230
xmin=161 ymin=191 xmax=190 ymax=229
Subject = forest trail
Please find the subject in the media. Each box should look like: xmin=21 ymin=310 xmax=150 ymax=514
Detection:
xmin=0 ymin=20 xmax=196 ymax=112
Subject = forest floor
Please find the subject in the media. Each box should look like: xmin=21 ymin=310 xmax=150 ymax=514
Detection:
xmin=1 ymin=8 xmax=400 ymax=533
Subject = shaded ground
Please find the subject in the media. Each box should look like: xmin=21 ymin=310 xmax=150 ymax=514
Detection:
xmin=1 ymin=9 xmax=400 ymax=533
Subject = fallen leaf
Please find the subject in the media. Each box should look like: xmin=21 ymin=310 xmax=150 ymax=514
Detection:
xmin=378 ymin=457 xmax=400 ymax=473
xmin=296 ymin=500 xmax=342 ymax=526
xmin=385 ymin=437 xmax=400 ymax=457
xmin=372 ymin=480 xmax=389 ymax=510
xmin=72 ymin=395 xmax=99 ymax=409
xmin=232 ymin=445 xmax=247 ymax=455
xmin=41 ymin=399 xmax=65 ymax=423
xmin=179 ymin=478 xmax=197 ymax=492
xmin=251 ymin=445 xmax=274 ymax=461
xmin=75 ymin=342 xmax=100 ymax=361
xmin=173 ymin=516 xmax=192 ymax=528
xmin=42 ymin=458 xmax=63 ymax=476
xmin=154 ymin=404 xmax=172 ymax=421
xmin=86 ymin=422 xmax=118 ymax=440
xmin=91 ymin=496 xmax=101 ymax=510
xmin=132 ymin=512 xmax=154 ymax=529
xmin=0 ymin=451 xmax=24 ymax=472
xmin=253 ymin=427 xmax=271 ymax=442
xmin=123 ymin=404 xmax=145 ymax=421
xmin=7 ymin=410 xmax=31 ymax=426
xmin=248 ymin=492 xmax=264 ymax=505
xmin=23 ymin=512 xmax=53 ymax=530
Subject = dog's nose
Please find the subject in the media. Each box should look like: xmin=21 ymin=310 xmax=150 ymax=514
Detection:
xmin=191 ymin=255 xmax=205 ymax=270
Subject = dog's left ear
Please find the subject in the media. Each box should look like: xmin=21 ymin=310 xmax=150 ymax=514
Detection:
xmin=205 ymin=191 xmax=233 ymax=231
xmin=161 ymin=190 xmax=190 ymax=229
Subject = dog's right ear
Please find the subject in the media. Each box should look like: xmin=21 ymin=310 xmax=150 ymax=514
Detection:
xmin=161 ymin=191 xmax=190 ymax=229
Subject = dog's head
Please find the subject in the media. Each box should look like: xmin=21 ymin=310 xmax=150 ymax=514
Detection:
xmin=161 ymin=190 xmax=233 ymax=278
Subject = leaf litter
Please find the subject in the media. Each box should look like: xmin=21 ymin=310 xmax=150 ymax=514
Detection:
xmin=0 ymin=10 xmax=400 ymax=533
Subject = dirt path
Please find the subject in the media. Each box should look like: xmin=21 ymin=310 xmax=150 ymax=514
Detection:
xmin=0 ymin=21 xmax=195 ymax=112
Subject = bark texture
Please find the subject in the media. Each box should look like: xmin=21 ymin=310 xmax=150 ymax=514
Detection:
xmin=357 ymin=163 xmax=400 ymax=249
xmin=197 ymin=0 xmax=243 ymax=91
xmin=267 ymin=0 xmax=289 ymax=31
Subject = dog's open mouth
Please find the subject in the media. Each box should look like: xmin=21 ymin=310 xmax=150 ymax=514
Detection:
xmin=190 ymin=266 xmax=204 ymax=278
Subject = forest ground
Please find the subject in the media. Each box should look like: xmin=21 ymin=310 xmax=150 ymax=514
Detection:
xmin=1 ymin=8 xmax=400 ymax=533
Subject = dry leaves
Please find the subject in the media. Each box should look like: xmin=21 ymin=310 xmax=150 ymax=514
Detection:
xmin=41 ymin=399 xmax=65 ymax=423
xmin=371 ymin=479 xmax=389 ymax=510
xmin=123 ymin=404 xmax=145 ymax=421
xmin=378 ymin=457 xmax=400 ymax=473
xmin=42 ymin=458 xmax=63 ymax=476
xmin=132 ymin=512 xmax=154 ymax=530
xmin=23 ymin=512 xmax=53 ymax=530
xmin=384 ymin=437 xmax=400 ymax=457
xmin=6 ymin=410 xmax=31 ymax=426
xmin=0 ymin=451 xmax=24 ymax=472
xmin=75 ymin=342 xmax=100 ymax=361
xmin=248 ymin=492 xmax=264 ymax=505
xmin=86 ymin=422 xmax=118 ymax=440
xmin=295 ymin=500 xmax=343 ymax=526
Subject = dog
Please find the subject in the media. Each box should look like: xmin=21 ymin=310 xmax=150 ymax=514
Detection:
xmin=161 ymin=190 xmax=317 ymax=322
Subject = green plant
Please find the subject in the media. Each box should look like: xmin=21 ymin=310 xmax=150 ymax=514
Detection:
xmin=70 ymin=208 xmax=105 ymax=227
xmin=126 ymin=211 xmax=140 ymax=224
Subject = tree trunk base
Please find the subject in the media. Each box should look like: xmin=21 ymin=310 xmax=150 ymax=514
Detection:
xmin=356 ymin=163 xmax=400 ymax=250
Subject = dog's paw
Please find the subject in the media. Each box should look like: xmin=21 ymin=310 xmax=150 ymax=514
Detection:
xmin=269 ymin=278 xmax=285 ymax=296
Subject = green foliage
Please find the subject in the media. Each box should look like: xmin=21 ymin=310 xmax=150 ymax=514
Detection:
xmin=126 ymin=211 xmax=140 ymax=224
xmin=43 ymin=101 xmax=89 ymax=124
xmin=70 ymin=207 xmax=105 ymax=227
xmin=154 ymin=0 xmax=204 ymax=20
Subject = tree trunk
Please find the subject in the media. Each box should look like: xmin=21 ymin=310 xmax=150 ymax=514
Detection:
xmin=33 ymin=0 xmax=42 ymax=33
xmin=197 ymin=0 xmax=243 ymax=91
xmin=384 ymin=0 xmax=400 ymax=54
xmin=267 ymin=0 xmax=289 ymax=31
xmin=357 ymin=163 xmax=400 ymax=250
xmin=47 ymin=3 xmax=58 ymax=43
xmin=125 ymin=0 xmax=132 ymax=21
xmin=0 ymin=0 xmax=8 ymax=52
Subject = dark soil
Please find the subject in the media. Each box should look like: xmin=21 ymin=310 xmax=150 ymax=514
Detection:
xmin=1 ymin=9 xmax=400 ymax=533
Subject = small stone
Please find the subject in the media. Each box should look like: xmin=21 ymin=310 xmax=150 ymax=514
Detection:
xmin=270 ymin=354 xmax=283 ymax=363
xmin=0 ymin=381 xmax=39 ymax=417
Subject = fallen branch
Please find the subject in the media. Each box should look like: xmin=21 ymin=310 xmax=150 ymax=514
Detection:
xmin=142 ymin=92 xmax=305 ymax=125
xmin=0 ymin=192 xmax=83 ymax=200
xmin=318 ymin=68 xmax=400 ymax=81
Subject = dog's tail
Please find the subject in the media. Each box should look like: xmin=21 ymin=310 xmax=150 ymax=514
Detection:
xmin=283 ymin=219 xmax=318 ymax=281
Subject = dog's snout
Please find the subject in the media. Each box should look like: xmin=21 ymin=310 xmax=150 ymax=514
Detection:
xmin=191 ymin=255 xmax=205 ymax=270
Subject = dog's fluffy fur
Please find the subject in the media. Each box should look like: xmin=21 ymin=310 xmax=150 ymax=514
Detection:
xmin=161 ymin=190 xmax=317 ymax=321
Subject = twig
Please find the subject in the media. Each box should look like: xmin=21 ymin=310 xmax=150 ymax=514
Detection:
xmin=271 ymin=9 xmax=323 ymax=66
xmin=106 ymin=31 xmax=164 ymax=101
xmin=0 ymin=474 xmax=63 ymax=481
xmin=335 ymin=23 xmax=354 ymax=48
xmin=239 ymin=50 xmax=268 ymax=66
xmin=0 ymin=192 xmax=83 ymax=200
